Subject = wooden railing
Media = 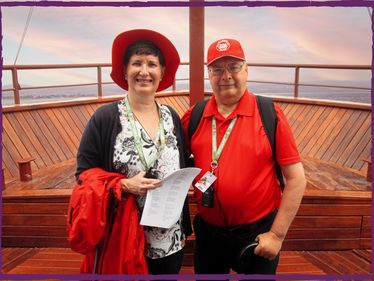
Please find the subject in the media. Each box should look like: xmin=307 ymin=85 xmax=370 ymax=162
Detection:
xmin=245 ymin=63 xmax=371 ymax=98
xmin=3 ymin=63 xmax=371 ymax=106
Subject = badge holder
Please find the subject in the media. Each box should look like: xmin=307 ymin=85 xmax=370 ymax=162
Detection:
xmin=196 ymin=161 xmax=218 ymax=208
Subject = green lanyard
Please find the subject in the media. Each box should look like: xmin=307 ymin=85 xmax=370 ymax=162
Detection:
xmin=124 ymin=96 xmax=165 ymax=171
xmin=211 ymin=116 xmax=237 ymax=172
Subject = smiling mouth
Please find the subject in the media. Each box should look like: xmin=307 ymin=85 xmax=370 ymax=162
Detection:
xmin=220 ymin=84 xmax=234 ymax=87
xmin=136 ymin=78 xmax=153 ymax=83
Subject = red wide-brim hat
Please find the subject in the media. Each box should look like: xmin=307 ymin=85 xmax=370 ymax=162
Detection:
xmin=111 ymin=29 xmax=180 ymax=92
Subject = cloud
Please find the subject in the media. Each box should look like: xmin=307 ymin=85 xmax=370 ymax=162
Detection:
xmin=3 ymin=6 xmax=371 ymax=86
xmin=273 ymin=7 xmax=371 ymax=64
xmin=3 ymin=7 xmax=190 ymax=64
xmin=204 ymin=7 xmax=371 ymax=82
xmin=206 ymin=7 xmax=371 ymax=63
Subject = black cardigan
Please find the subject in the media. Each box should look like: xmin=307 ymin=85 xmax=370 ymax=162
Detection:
xmin=76 ymin=101 xmax=192 ymax=236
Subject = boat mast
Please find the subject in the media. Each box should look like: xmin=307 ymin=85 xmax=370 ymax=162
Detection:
xmin=189 ymin=0 xmax=205 ymax=106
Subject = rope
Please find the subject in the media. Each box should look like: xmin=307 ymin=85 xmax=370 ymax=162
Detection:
xmin=367 ymin=7 xmax=372 ymax=22
xmin=13 ymin=6 xmax=34 ymax=65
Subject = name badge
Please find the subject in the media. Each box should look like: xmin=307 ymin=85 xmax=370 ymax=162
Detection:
xmin=195 ymin=171 xmax=217 ymax=193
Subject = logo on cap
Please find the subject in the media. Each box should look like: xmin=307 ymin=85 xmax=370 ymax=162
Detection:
xmin=216 ymin=40 xmax=230 ymax=52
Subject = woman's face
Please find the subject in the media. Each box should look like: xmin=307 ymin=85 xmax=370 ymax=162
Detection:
xmin=125 ymin=54 xmax=164 ymax=96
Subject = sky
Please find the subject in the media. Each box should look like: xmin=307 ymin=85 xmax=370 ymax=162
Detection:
xmin=1 ymin=3 xmax=372 ymax=90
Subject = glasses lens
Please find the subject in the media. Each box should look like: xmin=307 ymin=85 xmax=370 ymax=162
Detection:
xmin=228 ymin=62 xmax=243 ymax=73
xmin=210 ymin=67 xmax=224 ymax=76
xmin=209 ymin=62 xmax=244 ymax=76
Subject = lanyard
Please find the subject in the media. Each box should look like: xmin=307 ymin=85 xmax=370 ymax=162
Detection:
xmin=211 ymin=116 xmax=237 ymax=172
xmin=124 ymin=96 xmax=165 ymax=171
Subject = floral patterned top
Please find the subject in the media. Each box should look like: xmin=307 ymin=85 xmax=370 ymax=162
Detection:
xmin=113 ymin=97 xmax=185 ymax=259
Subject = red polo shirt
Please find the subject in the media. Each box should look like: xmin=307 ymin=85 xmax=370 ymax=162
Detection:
xmin=181 ymin=91 xmax=301 ymax=226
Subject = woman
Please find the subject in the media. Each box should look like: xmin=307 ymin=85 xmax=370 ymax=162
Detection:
xmin=75 ymin=29 xmax=192 ymax=275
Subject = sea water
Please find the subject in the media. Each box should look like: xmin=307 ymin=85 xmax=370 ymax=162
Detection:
xmin=1 ymin=82 xmax=371 ymax=106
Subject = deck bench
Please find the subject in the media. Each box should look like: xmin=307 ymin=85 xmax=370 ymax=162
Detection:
xmin=286 ymin=157 xmax=371 ymax=250
xmin=3 ymin=158 xmax=76 ymax=194
xmin=2 ymin=156 xmax=371 ymax=251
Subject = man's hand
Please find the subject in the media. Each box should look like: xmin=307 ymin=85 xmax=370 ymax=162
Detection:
xmin=253 ymin=231 xmax=283 ymax=260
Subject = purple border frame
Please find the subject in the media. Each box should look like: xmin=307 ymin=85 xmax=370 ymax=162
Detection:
xmin=0 ymin=1 xmax=373 ymax=7
xmin=0 ymin=1 xmax=373 ymax=280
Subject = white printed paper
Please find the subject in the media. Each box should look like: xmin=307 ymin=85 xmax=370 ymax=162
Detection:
xmin=140 ymin=167 xmax=201 ymax=228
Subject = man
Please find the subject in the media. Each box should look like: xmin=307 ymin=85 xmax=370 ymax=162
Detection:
xmin=181 ymin=38 xmax=306 ymax=276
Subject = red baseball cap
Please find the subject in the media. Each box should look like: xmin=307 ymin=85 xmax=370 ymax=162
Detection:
xmin=207 ymin=38 xmax=246 ymax=65
xmin=110 ymin=29 xmax=180 ymax=92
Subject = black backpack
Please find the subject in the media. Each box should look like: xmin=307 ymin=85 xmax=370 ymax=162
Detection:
xmin=187 ymin=95 xmax=285 ymax=191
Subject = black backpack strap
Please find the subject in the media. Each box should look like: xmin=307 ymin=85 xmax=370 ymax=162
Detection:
xmin=256 ymin=95 xmax=285 ymax=191
xmin=186 ymin=99 xmax=208 ymax=168
xmin=188 ymin=99 xmax=209 ymax=140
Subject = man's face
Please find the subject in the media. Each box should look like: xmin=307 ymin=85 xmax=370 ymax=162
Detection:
xmin=208 ymin=57 xmax=248 ymax=103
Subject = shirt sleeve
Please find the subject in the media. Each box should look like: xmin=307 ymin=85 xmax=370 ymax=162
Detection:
xmin=274 ymin=103 xmax=301 ymax=166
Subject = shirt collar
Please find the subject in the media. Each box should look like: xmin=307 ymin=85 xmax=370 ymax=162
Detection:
xmin=203 ymin=89 xmax=255 ymax=119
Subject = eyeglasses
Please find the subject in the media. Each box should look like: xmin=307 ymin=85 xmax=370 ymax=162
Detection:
xmin=208 ymin=61 xmax=245 ymax=76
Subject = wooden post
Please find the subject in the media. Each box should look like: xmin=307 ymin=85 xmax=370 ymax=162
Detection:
xmin=294 ymin=66 xmax=300 ymax=98
xmin=12 ymin=67 xmax=21 ymax=105
xmin=364 ymin=158 xmax=372 ymax=182
xmin=172 ymin=80 xmax=176 ymax=92
xmin=189 ymin=0 xmax=205 ymax=106
xmin=2 ymin=168 xmax=5 ymax=190
xmin=17 ymin=158 xmax=35 ymax=181
xmin=97 ymin=66 xmax=103 ymax=98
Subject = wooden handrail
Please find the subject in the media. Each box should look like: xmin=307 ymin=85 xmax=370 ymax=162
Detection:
xmin=2 ymin=91 xmax=371 ymax=113
xmin=2 ymin=62 xmax=371 ymax=105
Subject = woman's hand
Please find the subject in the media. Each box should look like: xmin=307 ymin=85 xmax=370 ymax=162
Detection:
xmin=121 ymin=171 xmax=161 ymax=196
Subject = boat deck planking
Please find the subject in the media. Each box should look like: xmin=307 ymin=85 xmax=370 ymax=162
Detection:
xmin=2 ymin=93 xmax=371 ymax=180
xmin=2 ymin=157 xmax=371 ymax=195
xmin=2 ymin=247 xmax=372 ymax=278
xmin=1 ymin=94 xmax=372 ymax=273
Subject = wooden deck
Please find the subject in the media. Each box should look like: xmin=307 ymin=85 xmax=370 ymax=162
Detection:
xmin=2 ymin=247 xmax=372 ymax=277
xmin=2 ymin=94 xmax=372 ymax=250
xmin=3 ymin=156 xmax=370 ymax=194
xmin=2 ymin=93 xmax=371 ymax=180
xmin=1 ymin=93 xmax=372 ymax=276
